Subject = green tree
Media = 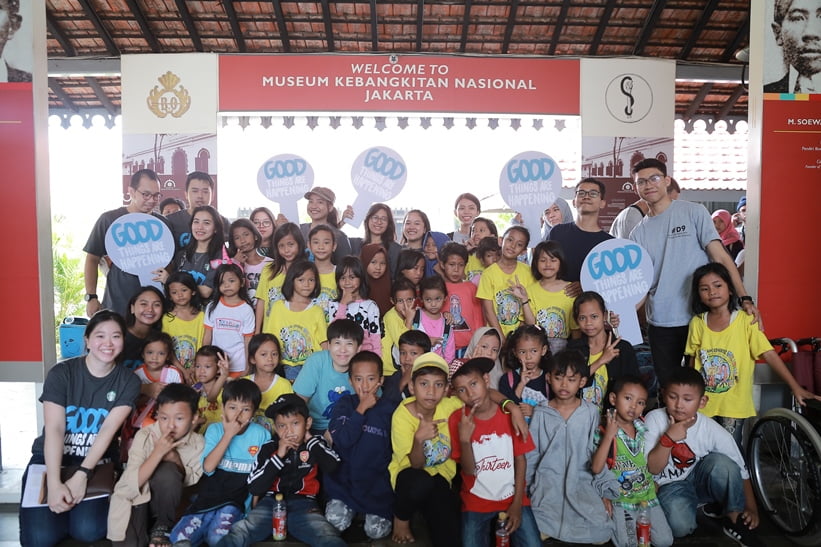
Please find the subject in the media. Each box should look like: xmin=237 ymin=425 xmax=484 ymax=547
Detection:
xmin=52 ymin=216 xmax=85 ymax=347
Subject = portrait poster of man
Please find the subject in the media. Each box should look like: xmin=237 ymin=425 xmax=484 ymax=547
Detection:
xmin=764 ymin=0 xmax=821 ymax=94
xmin=0 ymin=0 xmax=31 ymax=83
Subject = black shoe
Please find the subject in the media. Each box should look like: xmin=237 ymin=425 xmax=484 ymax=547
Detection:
xmin=700 ymin=502 xmax=722 ymax=519
xmin=722 ymin=517 xmax=764 ymax=547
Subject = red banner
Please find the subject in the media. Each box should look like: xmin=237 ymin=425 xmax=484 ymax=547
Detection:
xmin=219 ymin=55 xmax=579 ymax=115
xmin=759 ymin=99 xmax=821 ymax=338
xmin=0 ymin=84 xmax=42 ymax=362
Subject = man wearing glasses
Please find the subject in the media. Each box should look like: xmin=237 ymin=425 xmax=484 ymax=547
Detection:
xmin=83 ymin=169 xmax=168 ymax=317
xmin=628 ymin=158 xmax=760 ymax=385
xmin=548 ymin=178 xmax=613 ymax=289
xmin=166 ymin=171 xmax=231 ymax=249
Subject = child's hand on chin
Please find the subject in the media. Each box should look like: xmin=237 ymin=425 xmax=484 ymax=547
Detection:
xmin=666 ymin=413 xmax=696 ymax=441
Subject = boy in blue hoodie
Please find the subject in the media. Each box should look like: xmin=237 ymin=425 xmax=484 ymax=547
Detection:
xmin=325 ymin=350 xmax=402 ymax=540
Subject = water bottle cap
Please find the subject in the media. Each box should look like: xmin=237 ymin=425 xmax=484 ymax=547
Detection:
xmin=498 ymin=512 xmax=507 ymax=520
xmin=275 ymin=493 xmax=284 ymax=501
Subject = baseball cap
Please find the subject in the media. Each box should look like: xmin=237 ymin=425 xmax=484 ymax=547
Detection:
xmin=304 ymin=186 xmax=336 ymax=205
xmin=411 ymin=352 xmax=449 ymax=376
xmin=449 ymin=357 xmax=495 ymax=383
xmin=737 ymin=196 xmax=746 ymax=212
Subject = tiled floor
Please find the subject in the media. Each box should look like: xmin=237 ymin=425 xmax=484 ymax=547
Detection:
xmin=0 ymin=501 xmax=808 ymax=546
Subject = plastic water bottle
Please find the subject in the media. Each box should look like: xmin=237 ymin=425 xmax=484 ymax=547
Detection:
xmin=495 ymin=511 xmax=510 ymax=547
xmin=624 ymin=510 xmax=638 ymax=547
xmin=272 ymin=493 xmax=287 ymax=540
xmin=636 ymin=501 xmax=651 ymax=547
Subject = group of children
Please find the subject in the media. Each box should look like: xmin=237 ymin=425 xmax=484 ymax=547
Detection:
xmin=76 ymin=192 xmax=821 ymax=547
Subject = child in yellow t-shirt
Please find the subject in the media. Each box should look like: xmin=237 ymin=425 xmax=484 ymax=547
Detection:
xmin=476 ymin=226 xmax=534 ymax=341
xmin=263 ymin=259 xmax=328 ymax=382
xmin=686 ymin=263 xmax=819 ymax=448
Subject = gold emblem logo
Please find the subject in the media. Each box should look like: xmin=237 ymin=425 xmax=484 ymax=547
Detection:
xmin=147 ymin=71 xmax=191 ymax=118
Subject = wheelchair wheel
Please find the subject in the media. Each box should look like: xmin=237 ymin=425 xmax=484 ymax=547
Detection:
xmin=747 ymin=408 xmax=821 ymax=545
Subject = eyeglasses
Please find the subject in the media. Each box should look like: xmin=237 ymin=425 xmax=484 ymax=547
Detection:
xmin=253 ymin=220 xmax=273 ymax=228
xmin=575 ymin=189 xmax=600 ymax=199
xmin=394 ymin=297 xmax=416 ymax=306
xmin=635 ymin=174 xmax=665 ymax=187
xmin=138 ymin=190 xmax=162 ymax=201
xmin=370 ymin=215 xmax=389 ymax=224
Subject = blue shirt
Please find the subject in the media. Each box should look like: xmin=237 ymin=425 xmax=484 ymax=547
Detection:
xmin=293 ymin=350 xmax=353 ymax=431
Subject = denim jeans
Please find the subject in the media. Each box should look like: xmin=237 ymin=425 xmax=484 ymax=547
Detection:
xmin=462 ymin=506 xmax=540 ymax=547
xmin=217 ymin=495 xmax=346 ymax=547
xmin=18 ymin=456 xmax=109 ymax=546
xmin=656 ymin=452 xmax=746 ymax=537
xmin=170 ymin=504 xmax=243 ymax=546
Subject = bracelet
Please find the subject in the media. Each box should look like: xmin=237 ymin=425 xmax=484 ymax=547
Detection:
xmin=74 ymin=465 xmax=93 ymax=478
xmin=521 ymin=299 xmax=530 ymax=306
xmin=659 ymin=434 xmax=676 ymax=448
xmin=501 ymin=399 xmax=515 ymax=414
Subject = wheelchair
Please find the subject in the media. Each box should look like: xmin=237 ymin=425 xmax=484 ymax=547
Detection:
xmin=747 ymin=338 xmax=821 ymax=546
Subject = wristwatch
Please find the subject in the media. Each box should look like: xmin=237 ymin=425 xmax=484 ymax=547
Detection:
xmin=739 ymin=296 xmax=754 ymax=305
xmin=84 ymin=294 xmax=98 ymax=302
xmin=660 ymin=434 xmax=677 ymax=448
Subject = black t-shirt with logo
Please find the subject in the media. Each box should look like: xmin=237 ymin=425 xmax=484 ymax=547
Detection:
xmin=31 ymin=357 xmax=140 ymax=464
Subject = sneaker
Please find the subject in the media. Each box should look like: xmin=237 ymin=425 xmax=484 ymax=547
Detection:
xmin=722 ymin=517 xmax=764 ymax=547
xmin=700 ymin=502 xmax=723 ymax=519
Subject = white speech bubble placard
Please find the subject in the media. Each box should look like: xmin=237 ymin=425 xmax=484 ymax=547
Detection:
xmin=257 ymin=154 xmax=314 ymax=222
xmin=580 ymin=238 xmax=654 ymax=346
xmin=499 ymin=151 xmax=562 ymax=247
xmin=346 ymin=146 xmax=407 ymax=228
xmin=104 ymin=213 xmax=176 ymax=290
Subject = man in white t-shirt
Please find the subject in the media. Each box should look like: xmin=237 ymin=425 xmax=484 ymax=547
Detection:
xmin=628 ymin=158 xmax=760 ymax=385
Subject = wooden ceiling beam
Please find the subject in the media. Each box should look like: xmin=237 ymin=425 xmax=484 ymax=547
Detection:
xmin=369 ymin=0 xmax=379 ymax=51
xmin=86 ymin=77 xmax=118 ymax=116
xmin=46 ymin=11 xmax=76 ymax=57
xmin=271 ymin=1 xmax=291 ymax=53
xmin=123 ymin=0 xmax=162 ymax=52
xmin=48 ymin=78 xmax=78 ymax=113
xmin=501 ymin=0 xmax=520 ymax=54
xmin=683 ymin=82 xmax=713 ymax=121
xmin=320 ymin=0 xmax=335 ymax=51
xmin=174 ymin=0 xmax=203 ymax=51
xmin=716 ymin=85 xmax=745 ymax=120
xmin=223 ymin=0 xmax=247 ymax=52
xmin=678 ymin=0 xmax=720 ymax=60
xmin=459 ymin=0 xmax=472 ymax=54
xmin=721 ymin=14 xmax=749 ymax=62
xmin=632 ymin=0 xmax=667 ymax=56
xmin=548 ymin=0 xmax=571 ymax=56
xmin=76 ymin=0 xmax=120 ymax=56
xmin=589 ymin=1 xmax=615 ymax=56
xmin=415 ymin=0 xmax=424 ymax=52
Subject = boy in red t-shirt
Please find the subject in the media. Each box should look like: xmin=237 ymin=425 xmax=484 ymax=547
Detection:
xmin=439 ymin=243 xmax=485 ymax=358
xmin=448 ymin=358 xmax=540 ymax=545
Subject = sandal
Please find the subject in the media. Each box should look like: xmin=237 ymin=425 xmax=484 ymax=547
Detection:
xmin=148 ymin=524 xmax=172 ymax=547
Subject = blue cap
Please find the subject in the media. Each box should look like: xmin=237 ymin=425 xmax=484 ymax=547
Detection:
xmin=737 ymin=196 xmax=746 ymax=212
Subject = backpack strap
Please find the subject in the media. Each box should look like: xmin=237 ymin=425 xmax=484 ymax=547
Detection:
xmin=629 ymin=203 xmax=646 ymax=217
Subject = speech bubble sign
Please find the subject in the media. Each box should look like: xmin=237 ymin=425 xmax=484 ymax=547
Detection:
xmin=499 ymin=151 xmax=562 ymax=247
xmin=346 ymin=146 xmax=408 ymax=228
xmin=104 ymin=213 xmax=175 ymax=290
xmin=257 ymin=154 xmax=314 ymax=222
xmin=580 ymin=238 xmax=654 ymax=346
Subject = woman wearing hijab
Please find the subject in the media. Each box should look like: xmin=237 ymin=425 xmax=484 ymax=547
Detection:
xmin=421 ymin=231 xmax=450 ymax=277
xmin=711 ymin=209 xmax=744 ymax=261
xmin=540 ymin=198 xmax=574 ymax=241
